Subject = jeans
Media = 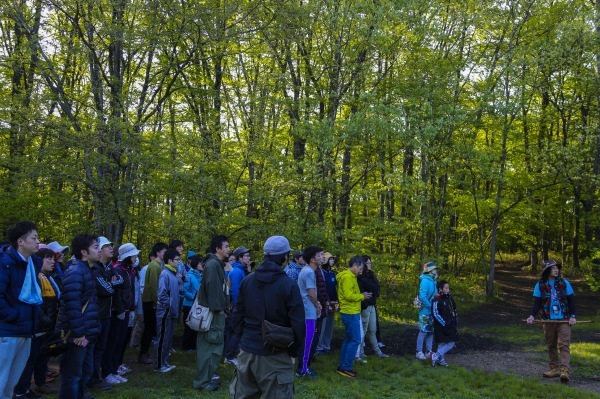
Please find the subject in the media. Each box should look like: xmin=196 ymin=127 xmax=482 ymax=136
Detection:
xmin=338 ymin=313 xmax=361 ymax=371
xmin=0 ymin=336 xmax=31 ymax=399
xmin=436 ymin=341 xmax=455 ymax=359
xmin=59 ymin=342 xmax=95 ymax=399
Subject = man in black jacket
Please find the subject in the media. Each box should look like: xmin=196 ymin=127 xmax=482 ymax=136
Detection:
xmin=90 ymin=236 xmax=122 ymax=389
xmin=229 ymin=236 xmax=305 ymax=399
xmin=57 ymin=233 xmax=100 ymax=399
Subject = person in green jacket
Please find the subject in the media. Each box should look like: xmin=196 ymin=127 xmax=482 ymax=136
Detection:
xmin=336 ymin=256 xmax=372 ymax=378
xmin=192 ymin=235 xmax=230 ymax=392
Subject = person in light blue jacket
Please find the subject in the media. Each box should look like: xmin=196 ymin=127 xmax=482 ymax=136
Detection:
xmin=182 ymin=255 xmax=203 ymax=351
xmin=415 ymin=262 xmax=438 ymax=360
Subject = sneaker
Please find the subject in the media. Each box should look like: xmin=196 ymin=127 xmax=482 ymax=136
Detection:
xmin=224 ymin=357 xmax=239 ymax=367
xmin=354 ymin=357 xmax=367 ymax=364
xmin=378 ymin=342 xmax=386 ymax=348
xmin=113 ymin=374 xmax=128 ymax=383
xmin=163 ymin=363 xmax=177 ymax=371
xmin=155 ymin=365 xmax=174 ymax=373
xmin=13 ymin=390 xmax=42 ymax=399
xmin=415 ymin=352 xmax=427 ymax=360
xmin=295 ymin=368 xmax=318 ymax=378
xmin=437 ymin=357 xmax=449 ymax=367
xmin=337 ymin=369 xmax=357 ymax=378
xmin=202 ymin=383 xmax=219 ymax=391
xmin=104 ymin=374 xmax=121 ymax=385
xmin=117 ymin=364 xmax=132 ymax=376
xmin=377 ymin=353 xmax=390 ymax=358
xmin=169 ymin=348 xmax=177 ymax=354
xmin=430 ymin=352 xmax=439 ymax=367
xmin=211 ymin=374 xmax=220 ymax=381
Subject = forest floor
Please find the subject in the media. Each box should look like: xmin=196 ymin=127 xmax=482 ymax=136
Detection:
xmin=377 ymin=264 xmax=600 ymax=394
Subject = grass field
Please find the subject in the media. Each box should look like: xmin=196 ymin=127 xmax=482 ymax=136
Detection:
xmin=88 ymin=339 xmax=600 ymax=399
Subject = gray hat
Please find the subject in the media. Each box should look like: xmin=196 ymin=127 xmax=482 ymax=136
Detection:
xmin=118 ymin=243 xmax=140 ymax=262
xmin=263 ymin=236 xmax=291 ymax=256
xmin=233 ymin=246 xmax=251 ymax=258
xmin=98 ymin=236 xmax=112 ymax=249
xmin=541 ymin=259 xmax=560 ymax=274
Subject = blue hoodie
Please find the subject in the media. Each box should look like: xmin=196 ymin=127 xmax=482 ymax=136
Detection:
xmin=418 ymin=273 xmax=437 ymax=316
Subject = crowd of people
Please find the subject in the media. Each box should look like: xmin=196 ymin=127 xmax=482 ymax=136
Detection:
xmin=0 ymin=221 xmax=578 ymax=399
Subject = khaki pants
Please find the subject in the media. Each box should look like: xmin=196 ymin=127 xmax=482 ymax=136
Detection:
xmin=193 ymin=312 xmax=226 ymax=389
xmin=229 ymin=350 xmax=294 ymax=399
xmin=543 ymin=322 xmax=571 ymax=370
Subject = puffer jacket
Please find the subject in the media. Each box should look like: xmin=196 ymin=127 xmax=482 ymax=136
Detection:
xmin=57 ymin=259 xmax=100 ymax=340
xmin=0 ymin=247 xmax=42 ymax=337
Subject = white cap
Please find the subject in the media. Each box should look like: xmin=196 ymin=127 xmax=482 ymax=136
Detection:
xmin=98 ymin=236 xmax=112 ymax=249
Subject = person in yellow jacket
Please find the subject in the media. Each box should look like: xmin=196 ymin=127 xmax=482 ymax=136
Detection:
xmin=336 ymin=256 xmax=372 ymax=378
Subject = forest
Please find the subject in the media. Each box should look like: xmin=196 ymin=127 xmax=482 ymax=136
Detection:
xmin=1 ymin=0 xmax=599 ymax=294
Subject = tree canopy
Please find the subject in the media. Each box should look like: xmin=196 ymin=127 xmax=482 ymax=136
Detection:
xmin=1 ymin=0 xmax=599 ymax=293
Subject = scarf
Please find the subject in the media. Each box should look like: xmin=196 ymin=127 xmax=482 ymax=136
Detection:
xmin=18 ymin=253 xmax=43 ymax=305
xmin=164 ymin=263 xmax=177 ymax=273
xmin=39 ymin=272 xmax=61 ymax=299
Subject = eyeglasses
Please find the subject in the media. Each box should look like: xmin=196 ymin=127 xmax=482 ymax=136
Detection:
xmin=173 ymin=258 xmax=181 ymax=262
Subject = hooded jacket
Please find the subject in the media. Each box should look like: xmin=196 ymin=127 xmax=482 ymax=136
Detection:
xmin=0 ymin=247 xmax=42 ymax=337
xmin=358 ymin=270 xmax=380 ymax=309
xmin=183 ymin=268 xmax=202 ymax=307
xmin=157 ymin=265 xmax=179 ymax=319
xmin=231 ymin=259 xmax=305 ymax=356
xmin=337 ymin=269 xmax=363 ymax=314
xmin=432 ymin=292 xmax=459 ymax=343
xmin=229 ymin=261 xmax=247 ymax=305
xmin=418 ymin=273 xmax=437 ymax=316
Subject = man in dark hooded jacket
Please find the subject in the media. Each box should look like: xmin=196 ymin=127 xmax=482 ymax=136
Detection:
xmin=229 ymin=236 xmax=305 ymax=399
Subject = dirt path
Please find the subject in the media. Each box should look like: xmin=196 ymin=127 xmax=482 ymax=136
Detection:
xmin=375 ymin=265 xmax=599 ymax=394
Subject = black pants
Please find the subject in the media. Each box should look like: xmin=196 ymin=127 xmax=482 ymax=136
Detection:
xmin=181 ymin=306 xmax=198 ymax=350
xmin=140 ymin=301 xmax=156 ymax=355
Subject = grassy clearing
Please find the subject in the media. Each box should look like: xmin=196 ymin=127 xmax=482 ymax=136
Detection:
xmin=90 ymin=346 xmax=599 ymax=399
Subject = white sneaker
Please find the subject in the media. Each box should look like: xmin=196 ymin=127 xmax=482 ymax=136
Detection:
xmin=114 ymin=374 xmax=128 ymax=383
xmin=224 ymin=358 xmax=239 ymax=367
xmin=117 ymin=364 xmax=132 ymax=376
xmin=415 ymin=352 xmax=427 ymax=360
xmin=378 ymin=342 xmax=385 ymax=348
xmin=104 ymin=374 xmax=121 ymax=385
xmin=155 ymin=365 xmax=174 ymax=373
xmin=430 ymin=352 xmax=439 ymax=367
